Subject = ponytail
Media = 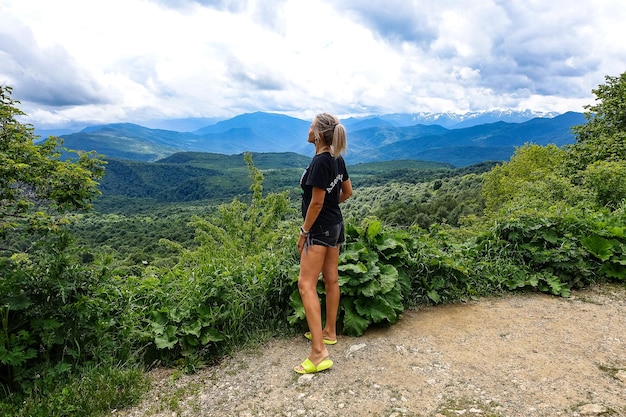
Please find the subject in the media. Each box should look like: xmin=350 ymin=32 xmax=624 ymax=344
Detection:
xmin=332 ymin=123 xmax=347 ymax=157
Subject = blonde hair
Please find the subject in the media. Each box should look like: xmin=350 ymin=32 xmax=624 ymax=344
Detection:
xmin=313 ymin=113 xmax=347 ymax=158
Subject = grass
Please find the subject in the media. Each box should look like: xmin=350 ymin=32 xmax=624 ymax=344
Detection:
xmin=597 ymin=362 xmax=625 ymax=380
xmin=435 ymin=397 xmax=504 ymax=417
xmin=572 ymin=283 xmax=626 ymax=305
xmin=0 ymin=364 xmax=149 ymax=417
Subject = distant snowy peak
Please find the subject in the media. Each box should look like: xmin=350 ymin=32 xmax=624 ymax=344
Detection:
xmin=374 ymin=109 xmax=561 ymax=129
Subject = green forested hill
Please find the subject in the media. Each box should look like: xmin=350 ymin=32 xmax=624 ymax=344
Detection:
xmin=156 ymin=151 xmax=311 ymax=170
xmin=98 ymin=152 xmax=311 ymax=206
xmin=95 ymin=151 xmax=470 ymax=212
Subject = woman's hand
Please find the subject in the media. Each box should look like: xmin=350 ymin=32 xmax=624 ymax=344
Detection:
xmin=298 ymin=233 xmax=306 ymax=254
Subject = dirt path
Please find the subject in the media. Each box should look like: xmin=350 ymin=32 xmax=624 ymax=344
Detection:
xmin=114 ymin=284 xmax=626 ymax=417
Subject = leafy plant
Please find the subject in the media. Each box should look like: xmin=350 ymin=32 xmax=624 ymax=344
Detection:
xmin=289 ymin=218 xmax=412 ymax=336
xmin=0 ymin=86 xmax=108 ymax=396
xmin=139 ymin=153 xmax=297 ymax=365
xmin=483 ymin=206 xmax=626 ymax=296
xmin=337 ymin=218 xmax=412 ymax=336
xmin=580 ymin=207 xmax=626 ymax=281
xmin=405 ymin=226 xmax=479 ymax=305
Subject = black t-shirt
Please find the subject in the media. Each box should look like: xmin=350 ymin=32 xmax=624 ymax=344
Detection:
xmin=300 ymin=152 xmax=349 ymax=226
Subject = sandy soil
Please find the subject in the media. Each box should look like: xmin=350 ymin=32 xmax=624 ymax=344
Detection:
xmin=114 ymin=284 xmax=626 ymax=417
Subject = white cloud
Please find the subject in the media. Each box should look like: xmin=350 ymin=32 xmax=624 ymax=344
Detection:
xmin=1 ymin=0 xmax=625 ymax=128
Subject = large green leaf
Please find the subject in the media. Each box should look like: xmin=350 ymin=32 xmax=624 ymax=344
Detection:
xmin=338 ymin=274 xmax=352 ymax=287
xmin=196 ymin=305 xmax=217 ymax=327
xmin=0 ymin=295 xmax=31 ymax=311
xmin=537 ymin=229 xmax=559 ymax=244
xmin=358 ymin=249 xmax=380 ymax=264
xmin=378 ymin=264 xmax=398 ymax=294
xmin=384 ymin=287 xmax=404 ymax=315
xmin=287 ymin=290 xmax=305 ymax=324
xmin=341 ymin=299 xmax=371 ymax=336
xmin=543 ymin=273 xmax=570 ymax=297
xmin=182 ymin=320 xmax=202 ymax=337
xmin=606 ymin=226 xmax=626 ymax=238
xmin=154 ymin=325 xmax=178 ymax=349
xmin=359 ymin=278 xmax=382 ymax=297
xmin=427 ymin=290 xmax=441 ymax=303
xmin=355 ymin=296 xmax=398 ymax=324
xmin=396 ymin=270 xmax=412 ymax=297
xmin=168 ymin=307 xmax=187 ymax=323
xmin=359 ymin=264 xmax=381 ymax=285
xmin=200 ymin=328 xmax=224 ymax=344
xmin=183 ymin=334 xmax=199 ymax=347
xmin=344 ymin=222 xmax=360 ymax=239
xmin=366 ymin=219 xmax=383 ymax=241
xmin=341 ymin=245 xmax=365 ymax=262
xmin=581 ymin=236 xmax=615 ymax=261
xmin=599 ymin=261 xmax=626 ymax=279
xmin=378 ymin=237 xmax=407 ymax=260
xmin=376 ymin=237 xmax=399 ymax=252
xmin=338 ymin=262 xmax=368 ymax=275
xmin=507 ymin=272 xmax=539 ymax=290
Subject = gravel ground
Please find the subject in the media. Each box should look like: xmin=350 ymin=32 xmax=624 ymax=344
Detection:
xmin=113 ymin=284 xmax=626 ymax=417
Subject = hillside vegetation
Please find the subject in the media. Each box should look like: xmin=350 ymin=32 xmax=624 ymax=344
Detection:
xmin=95 ymin=152 xmax=462 ymax=213
xmin=1 ymin=72 xmax=625 ymax=416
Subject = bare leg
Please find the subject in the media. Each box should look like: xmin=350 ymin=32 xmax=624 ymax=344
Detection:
xmin=321 ymin=245 xmax=340 ymax=342
xmin=297 ymin=244 xmax=330 ymax=366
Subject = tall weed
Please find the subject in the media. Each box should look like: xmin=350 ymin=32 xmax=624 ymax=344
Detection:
xmin=140 ymin=154 xmax=297 ymax=367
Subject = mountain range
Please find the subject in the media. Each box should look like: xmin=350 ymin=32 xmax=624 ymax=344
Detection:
xmin=51 ymin=110 xmax=586 ymax=167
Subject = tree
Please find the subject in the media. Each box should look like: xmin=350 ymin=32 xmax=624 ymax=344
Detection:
xmin=583 ymin=160 xmax=626 ymax=208
xmin=1 ymin=85 xmax=106 ymax=395
xmin=0 ymin=85 xmax=105 ymax=251
xmin=568 ymin=72 xmax=626 ymax=171
xmin=573 ymin=72 xmax=626 ymax=142
xmin=565 ymin=72 xmax=626 ymax=207
xmin=481 ymin=143 xmax=578 ymax=215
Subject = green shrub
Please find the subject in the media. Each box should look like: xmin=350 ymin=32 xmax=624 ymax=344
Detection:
xmin=0 ymin=364 xmax=147 ymax=417
xmin=1 ymin=232 xmax=97 ymax=395
xmin=406 ymin=225 xmax=481 ymax=305
xmin=482 ymin=206 xmax=626 ymax=296
xmin=583 ymin=160 xmax=626 ymax=208
xmin=136 ymin=154 xmax=298 ymax=368
xmin=289 ymin=218 xmax=413 ymax=336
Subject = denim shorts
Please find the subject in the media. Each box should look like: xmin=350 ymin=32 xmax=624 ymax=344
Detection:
xmin=306 ymin=222 xmax=345 ymax=248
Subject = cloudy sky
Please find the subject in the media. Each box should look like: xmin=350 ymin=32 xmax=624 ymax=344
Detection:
xmin=1 ymin=0 xmax=625 ymax=129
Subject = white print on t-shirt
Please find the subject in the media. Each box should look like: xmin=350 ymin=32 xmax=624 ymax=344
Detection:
xmin=300 ymin=168 xmax=307 ymax=186
xmin=326 ymin=173 xmax=344 ymax=193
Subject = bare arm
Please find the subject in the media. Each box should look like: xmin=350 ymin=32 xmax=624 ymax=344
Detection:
xmin=302 ymin=186 xmax=326 ymax=232
xmin=339 ymin=179 xmax=352 ymax=203
xmin=298 ymin=186 xmax=326 ymax=253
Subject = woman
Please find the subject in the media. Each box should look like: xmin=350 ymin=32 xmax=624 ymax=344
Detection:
xmin=295 ymin=113 xmax=352 ymax=374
